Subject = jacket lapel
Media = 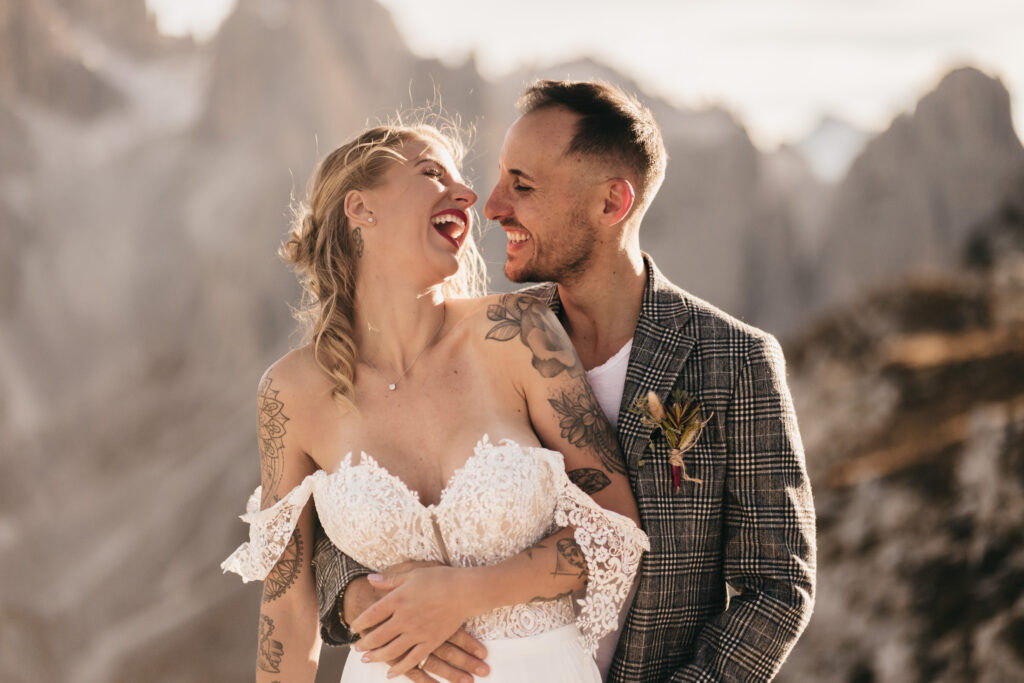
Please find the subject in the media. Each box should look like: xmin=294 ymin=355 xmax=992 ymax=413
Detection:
xmin=615 ymin=257 xmax=696 ymax=470
xmin=528 ymin=261 xmax=695 ymax=470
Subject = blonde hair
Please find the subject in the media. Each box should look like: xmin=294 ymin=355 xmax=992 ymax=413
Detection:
xmin=281 ymin=124 xmax=487 ymax=410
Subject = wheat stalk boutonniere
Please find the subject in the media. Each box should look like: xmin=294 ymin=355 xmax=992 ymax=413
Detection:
xmin=630 ymin=389 xmax=712 ymax=492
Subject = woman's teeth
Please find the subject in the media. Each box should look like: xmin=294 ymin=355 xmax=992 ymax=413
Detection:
xmin=431 ymin=214 xmax=466 ymax=239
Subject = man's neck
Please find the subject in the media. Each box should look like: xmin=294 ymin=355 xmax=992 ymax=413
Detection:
xmin=556 ymin=249 xmax=646 ymax=371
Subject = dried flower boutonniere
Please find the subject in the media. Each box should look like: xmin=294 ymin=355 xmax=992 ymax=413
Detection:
xmin=631 ymin=389 xmax=712 ymax=492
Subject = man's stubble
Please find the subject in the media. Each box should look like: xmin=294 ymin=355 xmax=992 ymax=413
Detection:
xmin=505 ymin=204 xmax=596 ymax=286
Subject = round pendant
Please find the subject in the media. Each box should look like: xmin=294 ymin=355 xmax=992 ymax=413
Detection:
xmin=388 ymin=383 xmax=397 ymax=391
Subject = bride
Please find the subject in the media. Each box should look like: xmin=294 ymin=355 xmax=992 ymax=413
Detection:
xmin=222 ymin=121 xmax=648 ymax=682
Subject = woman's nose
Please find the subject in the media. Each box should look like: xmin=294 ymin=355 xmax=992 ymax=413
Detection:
xmin=453 ymin=182 xmax=477 ymax=207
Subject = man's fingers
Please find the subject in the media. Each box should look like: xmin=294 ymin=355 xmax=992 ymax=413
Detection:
xmin=420 ymin=652 xmax=475 ymax=683
xmin=401 ymin=667 xmax=435 ymax=683
xmin=432 ymin=642 xmax=489 ymax=679
xmin=448 ymin=628 xmax=489 ymax=660
xmin=387 ymin=643 xmax=431 ymax=679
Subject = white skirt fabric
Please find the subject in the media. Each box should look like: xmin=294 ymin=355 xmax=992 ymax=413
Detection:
xmin=339 ymin=624 xmax=601 ymax=683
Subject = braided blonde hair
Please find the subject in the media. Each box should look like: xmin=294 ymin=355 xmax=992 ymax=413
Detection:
xmin=280 ymin=124 xmax=487 ymax=411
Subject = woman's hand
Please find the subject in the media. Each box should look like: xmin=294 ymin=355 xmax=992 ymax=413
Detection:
xmin=350 ymin=565 xmax=484 ymax=679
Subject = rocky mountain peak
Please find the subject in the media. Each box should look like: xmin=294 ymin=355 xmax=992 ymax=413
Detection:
xmin=814 ymin=66 xmax=1024 ymax=313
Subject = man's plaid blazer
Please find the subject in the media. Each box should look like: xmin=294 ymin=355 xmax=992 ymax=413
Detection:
xmin=312 ymin=255 xmax=816 ymax=682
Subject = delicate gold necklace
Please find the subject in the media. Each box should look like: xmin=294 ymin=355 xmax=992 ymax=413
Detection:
xmin=360 ymin=306 xmax=446 ymax=391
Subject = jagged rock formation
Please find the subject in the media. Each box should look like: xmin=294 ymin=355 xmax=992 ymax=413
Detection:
xmin=814 ymin=67 xmax=1024 ymax=313
xmin=0 ymin=0 xmax=123 ymax=117
xmin=782 ymin=180 xmax=1024 ymax=682
xmin=1 ymin=1 xmax=1023 ymax=680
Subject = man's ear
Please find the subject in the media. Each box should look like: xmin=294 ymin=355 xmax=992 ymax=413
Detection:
xmin=600 ymin=178 xmax=636 ymax=227
xmin=344 ymin=189 xmax=375 ymax=226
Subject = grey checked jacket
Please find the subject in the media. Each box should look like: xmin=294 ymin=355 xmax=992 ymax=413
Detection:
xmin=311 ymin=255 xmax=816 ymax=682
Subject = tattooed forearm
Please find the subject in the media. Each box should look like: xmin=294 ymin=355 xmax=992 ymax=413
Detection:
xmin=552 ymin=538 xmax=588 ymax=579
xmin=258 ymin=375 xmax=290 ymax=509
xmin=262 ymin=529 xmax=304 ymax=602
xmin=257 ymin=615 xmax=284 ymax=673
xmin=567 ymin=468 xmax=611 ymax=494
xmin=549 ymin=386 xmax=627 ymax=475
xmin=485 ymin=294 xmax=583 ymax=378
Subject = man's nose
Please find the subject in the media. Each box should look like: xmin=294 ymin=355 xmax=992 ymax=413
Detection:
xmin=484 ymin=185 xmax=506 ymax=221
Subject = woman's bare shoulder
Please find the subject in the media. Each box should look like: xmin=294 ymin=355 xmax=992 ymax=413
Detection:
xmin=258 ymin=346 xmax=332 ymax=406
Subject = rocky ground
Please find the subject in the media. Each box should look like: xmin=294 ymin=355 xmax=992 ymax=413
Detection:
xmin=781 ymin=181 xmax=1024 ymax=682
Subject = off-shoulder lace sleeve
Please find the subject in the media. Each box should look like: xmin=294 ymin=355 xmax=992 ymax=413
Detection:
xmin=541 ymin=451 xmax=650 ymax=656
xmin=221 ymin=471 xmax=324 ymax=582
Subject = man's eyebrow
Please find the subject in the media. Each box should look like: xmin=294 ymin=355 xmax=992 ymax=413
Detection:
xmin=507 ymin=168 xmax=536 ymax=182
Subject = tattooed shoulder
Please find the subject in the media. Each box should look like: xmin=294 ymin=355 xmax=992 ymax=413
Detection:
xmin=484 ymin=293 xmax=582 ymax=379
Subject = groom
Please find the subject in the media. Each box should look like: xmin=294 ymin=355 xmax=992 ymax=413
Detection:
xmin=312 ymin=80 xmax=816 ymax=682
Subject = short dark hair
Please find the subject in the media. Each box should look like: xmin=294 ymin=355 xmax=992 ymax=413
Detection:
xmin=516 ymin=80 xmax=667 ymax=207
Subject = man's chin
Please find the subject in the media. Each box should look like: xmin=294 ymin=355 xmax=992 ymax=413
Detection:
xmin=504 ymin=262 xmax=542 ymax=284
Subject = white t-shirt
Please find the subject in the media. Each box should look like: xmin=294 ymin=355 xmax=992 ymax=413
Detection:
xmin=585 ymin=337 xmax=638 ymax=678
xmin=585 ymin=337 xmax=633 ymax=428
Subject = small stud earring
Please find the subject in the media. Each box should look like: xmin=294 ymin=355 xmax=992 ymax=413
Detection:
xmin=367 ymin=216 xmax=375 ymax=224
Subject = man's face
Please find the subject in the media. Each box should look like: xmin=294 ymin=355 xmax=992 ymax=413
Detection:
xmin=484 ymin=107 xmax=598 ymax=284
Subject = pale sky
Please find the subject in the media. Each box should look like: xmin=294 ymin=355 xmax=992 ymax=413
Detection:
xmin=145 ymin=0 xmax=1024 ymax=148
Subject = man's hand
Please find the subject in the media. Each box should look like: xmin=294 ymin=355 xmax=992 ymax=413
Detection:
xmin=346 ymin=562 xmax=489 ymax=682
xmin=350 ymin=566 xmax=488 ymax=680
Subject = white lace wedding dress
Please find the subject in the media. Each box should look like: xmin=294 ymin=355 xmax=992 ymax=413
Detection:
xmin=222 ymin=436 xmax=649 ymax=682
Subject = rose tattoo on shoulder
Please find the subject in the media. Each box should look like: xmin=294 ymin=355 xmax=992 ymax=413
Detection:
xmin=485 ymin=294 xmax=582 ymax=379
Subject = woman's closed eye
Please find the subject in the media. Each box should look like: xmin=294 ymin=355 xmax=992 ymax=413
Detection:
xmin=424 ymin=166 xmax=444 ymax=179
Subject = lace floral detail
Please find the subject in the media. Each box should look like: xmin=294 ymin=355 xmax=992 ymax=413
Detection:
xmin=221 ymin=436 xmax=649 ymax=651
xmin=541 ymin=450 xmax=650 ymax=655
xmin=466 ymin=598 xmax=576 ymax=640
xmin=220 ymin=471 xmax=325 ymax=582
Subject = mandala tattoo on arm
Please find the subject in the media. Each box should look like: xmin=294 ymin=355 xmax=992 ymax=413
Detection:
xmin=549 ymin=386 xmax=627 ymax=475
xmin=258 ymin=375 xmax=290 ymax=509
xmin=567 ymin=468 xmax=611 ymax=494
xmin=552 ymin=538 xmax=588 ymax=579
xmin=262 ymin=529 xmax=304 ymax=602
xmin=257 ymin=615 xmax=285 ymax=674
xmin=485 ymin=294 xmax=583 ymax=379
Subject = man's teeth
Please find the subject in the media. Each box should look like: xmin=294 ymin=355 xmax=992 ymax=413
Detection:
xmin=507 ymin=232 xmax=530 ymax=243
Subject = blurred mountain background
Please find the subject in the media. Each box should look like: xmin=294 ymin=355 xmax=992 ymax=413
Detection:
xmin=0 ymin=0 xmax=1021 ymax=681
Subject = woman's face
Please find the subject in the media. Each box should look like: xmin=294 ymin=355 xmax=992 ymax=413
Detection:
xmin=362 ymin=136 xmax=477 ymax=287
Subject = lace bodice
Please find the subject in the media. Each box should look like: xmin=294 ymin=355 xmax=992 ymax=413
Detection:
xmin=222 ymin=437 xmax=649 ymax=654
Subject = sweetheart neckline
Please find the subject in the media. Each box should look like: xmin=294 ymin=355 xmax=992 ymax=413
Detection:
xmin=323 ymin=436 xmax=556 ymax=513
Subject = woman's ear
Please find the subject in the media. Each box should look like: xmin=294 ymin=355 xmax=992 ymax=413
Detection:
xmin=601 ymin=178 xmax=636 ymax=226
xmin=344 ymin=189 xmax=375 ymax=227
